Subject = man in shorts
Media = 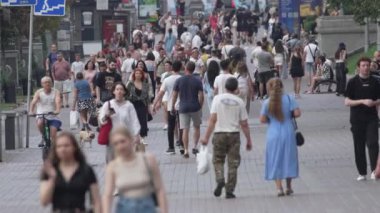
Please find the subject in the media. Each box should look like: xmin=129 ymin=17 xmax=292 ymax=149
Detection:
xmin=30 ymin=76 xmax=61 ymax=147
xmin=256 ymin=42 xmax=274 ymax=99
xmin=307 ymin=55 xmax=332 ymax=93
xmin=51 ymin=52 xmax=71 ymax=108
xmin=172 ymin=61 xmax=204 ymax=158
xmin=303 ymin=37 xmax=319 ymax=86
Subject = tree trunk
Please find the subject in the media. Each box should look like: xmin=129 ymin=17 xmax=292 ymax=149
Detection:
xmin=377 ymin=20 xmax=380 ymax=51
xmin=364 ymin=17 xmax=369 ymax=52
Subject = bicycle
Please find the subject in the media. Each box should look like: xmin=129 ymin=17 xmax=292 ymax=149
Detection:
xmin=29 ymin=112 xmax=59 ymax=160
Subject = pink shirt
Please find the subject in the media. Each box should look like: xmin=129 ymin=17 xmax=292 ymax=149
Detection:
xmin=84 ymin=69 xmax=97 ymax=84
xmin=52 ymin=60 xmax=71 ymax=81
xmin=209 ymin=15 xmax=218 ymax=30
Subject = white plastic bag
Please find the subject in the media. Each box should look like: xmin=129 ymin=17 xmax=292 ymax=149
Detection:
xmin=196 ymin=145 xmax=211 ymax=175
xmin=70 ymin=111 xmax=79 ymax=130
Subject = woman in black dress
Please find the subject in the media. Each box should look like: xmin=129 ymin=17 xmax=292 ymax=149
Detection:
xmin=334 ymin=42 xmax=347 ymax=96
xmin=127 ymin=68 xmax=152 ymax=145
xmin=40 ymin=132 xmax=101 ymax=212
xmin=289 ymin=46 xmax=304 ymax=98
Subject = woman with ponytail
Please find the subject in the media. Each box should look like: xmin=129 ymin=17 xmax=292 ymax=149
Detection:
xmin=259 ymin=78 xmax=301 ymax=197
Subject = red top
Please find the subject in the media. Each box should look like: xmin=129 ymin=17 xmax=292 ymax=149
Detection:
xmin=209 ymin=15 xmax=218 ymax=30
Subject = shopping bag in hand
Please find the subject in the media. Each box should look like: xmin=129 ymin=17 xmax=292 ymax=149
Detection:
xmin=70 ymin=111 xmax=80 ymax=130
xmin=196 ymin=145 xmax=211 ymax=175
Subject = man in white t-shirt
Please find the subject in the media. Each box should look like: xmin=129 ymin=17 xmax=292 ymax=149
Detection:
xmin=207 ymin=49 xmax=221 ymax=68
xmin=221 ymin=40 xmax=234 ymax=59
xmin=71 ymin=54 xmax=84 ymax=78
xmin=200 ymin=77 xmax=252 ymax=199
xmin=189 ymin=48 xmax=205 ymax=76
xmin=214 ymin=59 xmax=235 ymax=95
xmin=120 ymin=52 xmax=135 ymax=84
xmin=192 ymin=31 xmax=203 ymax=50
xmin=303 ymin=38 xmax=319 ymax=85
xmin=153 ymin=60 xmax=183 ymax=155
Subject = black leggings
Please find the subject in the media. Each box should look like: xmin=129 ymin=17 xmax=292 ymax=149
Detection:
xmin=335 ymin=62 xmax=347 ymax=94
xmin=168 ymin=111 xmax=183 ymax=149
xmin=351 ymin=120 xmax=379 ymax=175
xmin=132 ymin=101 xmax=148 ymax=137
xmin=148 ymin=72 xmax=156 ymax=101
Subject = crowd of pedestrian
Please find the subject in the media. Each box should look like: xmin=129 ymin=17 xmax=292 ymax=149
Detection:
xmin=35 ymin=4 xmax=380 ymax=212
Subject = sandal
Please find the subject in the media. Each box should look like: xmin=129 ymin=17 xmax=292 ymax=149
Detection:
xmin=277 ymin=189 xmax=285 ymax=197
xmin=285 ymin=189 xmax=294 ymax=196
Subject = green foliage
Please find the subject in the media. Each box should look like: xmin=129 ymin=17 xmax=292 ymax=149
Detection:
xmin=303 ymin=16 xmax=317 ymax=33
xmin=328 ymin=0 xmax=380 ymax=24
xmin=347 ymin=44 xmax=377 ymax=74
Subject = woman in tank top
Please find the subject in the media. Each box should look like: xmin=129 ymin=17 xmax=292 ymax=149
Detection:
xmin=233 ymin=61 xmax=254 ymax=113
xmin=102 ymin=126 xmax=168 ymax=213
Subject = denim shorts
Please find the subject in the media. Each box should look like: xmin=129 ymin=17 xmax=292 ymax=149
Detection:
xmin=305 ymin=62 xmax=315 ymax=73
xmin=36 ymin=118 xmax=62 ymax=130
xmin=116 ymin=195 xmax=156 ymax=213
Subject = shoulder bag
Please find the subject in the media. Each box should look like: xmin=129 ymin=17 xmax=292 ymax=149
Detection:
xmin=143 ymin=155 xmax=158 ymax=206
xmin=287 ymin=95 xmax=304 ymax=146
xmin=98 ymin=101 xmax=113 ymax=145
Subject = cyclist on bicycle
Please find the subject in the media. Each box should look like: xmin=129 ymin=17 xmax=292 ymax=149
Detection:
xmin=30 ymin=76 xmax=62 ymax=147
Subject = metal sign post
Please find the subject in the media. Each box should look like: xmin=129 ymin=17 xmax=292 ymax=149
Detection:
xmin=25 ymin=5 xmax=34 ymax=148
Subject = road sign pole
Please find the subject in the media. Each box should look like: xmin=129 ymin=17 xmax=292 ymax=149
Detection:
xmin=26 ymin=5 xmax=34 ymax=148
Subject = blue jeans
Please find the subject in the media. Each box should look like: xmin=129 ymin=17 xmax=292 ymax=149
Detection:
xmin=116 ymin=195 xmax=156 ymax=213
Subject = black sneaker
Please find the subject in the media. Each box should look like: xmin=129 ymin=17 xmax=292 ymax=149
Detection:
xmin=38 ymin=142 xmax=45 ymax=148
xmin=179 ymin=146 xmax=185 ymax=155
xmin=165 ymin=148 xmax=175 ymax=155
xmin=214 ymin=182 xmax=225 ymax=197
xmin=226 ymin=192 xmax=236 ymax=199
xmin=192 ymin=148 xmax=199 ymax=155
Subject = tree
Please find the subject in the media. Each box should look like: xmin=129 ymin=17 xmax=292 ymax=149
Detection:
xmin=328 ymin=0 xmax=379 ymax=24
xmin=328 ymin=0 xmax=380 ymax=51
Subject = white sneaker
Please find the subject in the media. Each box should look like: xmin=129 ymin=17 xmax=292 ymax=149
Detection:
xmin=370 ymin=171 xmax=377 ymax=180
xmin=163 ymin=124 xmax=168 ymax=130
xmin=141 ymin=138 xmax=148 ymax=145
xmin=357 ymin=175 xmax=366 ymax=181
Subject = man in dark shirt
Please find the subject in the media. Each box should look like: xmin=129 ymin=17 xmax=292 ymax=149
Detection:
xmin=95 ymin=60 xmax=122 ymax=103
xmin=345 ymin=57 xmax=380 ymax=181
xmin=45 ymin=44 xmax=58 ymax=79
xmin=172 ymin=61 xmax=204 ymax=158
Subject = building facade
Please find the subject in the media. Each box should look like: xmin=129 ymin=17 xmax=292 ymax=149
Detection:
xmin=71 ymin=0 xmax=137 ymax=55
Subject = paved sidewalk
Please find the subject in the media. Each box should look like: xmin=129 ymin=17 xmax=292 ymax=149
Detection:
xmin=1 ymin=77 xmax=380 ymax=212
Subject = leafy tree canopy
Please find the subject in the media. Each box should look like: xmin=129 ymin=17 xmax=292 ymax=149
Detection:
xmin=328 ymin=0 xmax=380 ymax=24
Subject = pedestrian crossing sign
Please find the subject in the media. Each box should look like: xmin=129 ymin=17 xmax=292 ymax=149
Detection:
xmin=34 ymin=0 xmax=65 ymax=16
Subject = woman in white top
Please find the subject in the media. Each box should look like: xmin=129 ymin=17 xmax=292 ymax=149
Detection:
xmin=99 ymin=82 xmax=141 ymax=162
xmin=268 ymin=14 xmax=277 ymax=38
xmin=233 ymin=61 xmax=254 ymax=113
xmin=103 ymin=126 xmax=168 ymax=213
xmin=145 ymin=52 xmax=157 ymax=100
xmin=272 ymin=40 xmax=288 ymax=79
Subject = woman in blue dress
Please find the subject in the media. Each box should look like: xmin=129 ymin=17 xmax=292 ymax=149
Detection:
xmin=259 ymin=78 xmax=301 ymax=196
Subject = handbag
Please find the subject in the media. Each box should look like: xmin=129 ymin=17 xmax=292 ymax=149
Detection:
xmin=287 ymin=95 xmax=304 ymax=146
xmin=98 ymin=101 xmax=112 ymax=145
xmin=142 ymin=155 xmax=158 ymax=206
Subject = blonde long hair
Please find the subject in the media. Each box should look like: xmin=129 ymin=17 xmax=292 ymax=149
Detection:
xmin=267 ymin=78 xmax=284 ymax=122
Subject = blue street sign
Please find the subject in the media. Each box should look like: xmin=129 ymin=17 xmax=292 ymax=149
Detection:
xmin=0 ymin=0 xmax=36 ymax=6
xmin=34 ymin=0 xmax=65 ymax=16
